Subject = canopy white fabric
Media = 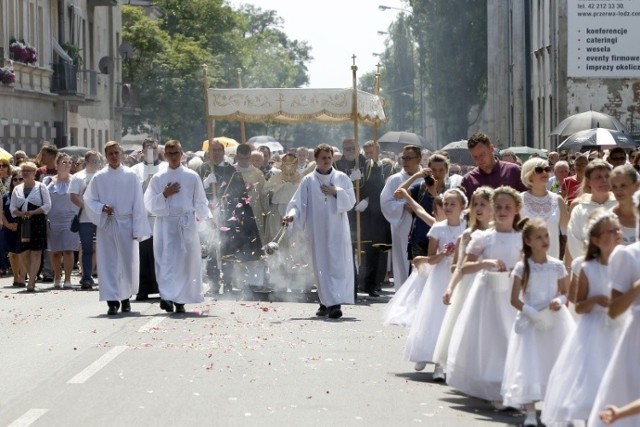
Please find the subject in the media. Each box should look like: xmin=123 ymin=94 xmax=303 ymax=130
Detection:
xmin=207 ymin=88 xmax=386 ymax=125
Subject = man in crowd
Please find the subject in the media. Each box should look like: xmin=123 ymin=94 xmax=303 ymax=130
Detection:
xmin=130 ymin=138 xmax=166 ymax=300
xmin=460 ymin=132 xmax=527 ymax=196
xmin=83 ymin=141 xmax=150 ymax=315
xmin=284 ymin=144 xmax=356 ymax=319
xmin=35 ymin=143 xmax=58 ymax=282
xmin=296 ymin=146 xmax=309 ymax=173
xmin=199 ymin=140 xmax=262 ymax=295
xmin=547 ymin=160 xmax=570 ymax=194
xmin=257 ymin=145 xmax=278 ymax=181
xmin=144 ymin=140 xmax=211 ymax=313
xmin=397 ymin=153 xmax=448 ymax=260
xmin=607 ymin=147 xmax=628 ymax=169
xmin=380 ymin=145 xmax=423 ymax=289
xmin=69 ymin=150 xmax=102 ymax=289
xmin=356 ymin=140 xmax=393 ymax=297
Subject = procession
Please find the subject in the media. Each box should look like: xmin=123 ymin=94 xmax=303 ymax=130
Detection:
xmin=1 ymin=131 xmax=640 ymax=426
xmin=5 ymin=0 xmax=640 ymax=425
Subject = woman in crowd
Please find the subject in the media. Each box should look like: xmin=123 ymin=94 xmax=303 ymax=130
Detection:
xmin=520 ymin=157 xmax=569 ymax=259
xmin=566 ymin=160 xmax=617 ymax=266
xmin=0 ymin=157 xmax=12 ymax=275
xmin=610 ymin=164 xmax=639 ymax=245
xmin=2 ymin=169 xmax=26 ymax=286
xmin=561 ymin=153 xmax=588 ymax=204
xmin=10 ymin=161 xmax=51 ymax=292
xmin=46 ymin=153 xmax=80 ymax=288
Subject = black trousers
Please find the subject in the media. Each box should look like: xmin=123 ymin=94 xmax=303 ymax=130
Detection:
xmin=138 ymin=237 xmax=159 ymax=296
xmin=359 ymin=243 xmax=387 ymax=293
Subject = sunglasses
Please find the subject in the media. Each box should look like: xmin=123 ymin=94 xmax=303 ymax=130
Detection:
xmin=534 ymin=166 xmax=552 ymax=174
xmin=12 ymin=177 xmax=23 ymax=182
xmin=0 ymin=164 xmax=9 ymax=168
xmin=400 ymin=156 xmax=418 ymax=161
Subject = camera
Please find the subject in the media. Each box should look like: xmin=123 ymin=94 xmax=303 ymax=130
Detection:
xmin=424 ymin=174 xmax=435 ymax=186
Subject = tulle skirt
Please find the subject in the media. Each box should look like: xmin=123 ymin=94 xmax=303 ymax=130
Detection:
xmin=382 ymin=263 xmax=432 ymax=328
xmin=446 ymin=272 xmax=517 ymax=401
xmin=542 ymin=309 xmax=627 ymax=425
xmin=432 ymin=273 xmax=476 ymax=368
xmin=587 ymin=310 xmax=640 ymax=427
xmin=403 ymin=260 xmax=452 ymax=363
xmin=501 ymin=307 xmax=575 ymax=407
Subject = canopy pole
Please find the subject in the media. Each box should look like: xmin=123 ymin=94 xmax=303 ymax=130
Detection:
xmin=373 ymin=62 xmax=381 ymax=152
xmin=237 ymin=68 xmax=246 ymax=144
xmin=351 ymin=54 xmax=362 ymax=269
xmin=202 ymin=64 xmax=214 ymax=146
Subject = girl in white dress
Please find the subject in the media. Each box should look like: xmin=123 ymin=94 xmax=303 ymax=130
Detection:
xmin=382 ymin=198 xmax=445 ymax=328
xmin=404 ymin=189 xmax=467 ymax=379
xmin=501 ymin=218 xmax=575 ymax=426
xmin=446 ymin=186 xmax=522 ymax=407
xmin=542 ymin=211 xmax=626 ymax=426
xmin=588 ymin=190 xmax=640 ymax=427
xmin=432 ymin=186 xmax=494 ymax=375
xmin=610 ymin=164 xmax=639 ymax=246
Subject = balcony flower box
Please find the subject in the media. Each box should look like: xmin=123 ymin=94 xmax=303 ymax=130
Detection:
xmin=0 ymin=66 xmax=15 ymax=85
xmin=9 ymin=39 xmax=37 ymax=65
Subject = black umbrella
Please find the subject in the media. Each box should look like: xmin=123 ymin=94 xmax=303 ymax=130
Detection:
xmin=557 ymin=128 xmax=639 ymax=152
xmin=551 ymin=110 xmax=628 ymax=136
xmin=58 ymin=145 xmax=91 ymax=156
xmin=440 ymin=140 xmax=475 ymax=166
xmin=378 ymin=131 xmax=434 ymax=154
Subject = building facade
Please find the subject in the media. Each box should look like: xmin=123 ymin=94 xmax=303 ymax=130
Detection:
xmin=0 ymin=0 xmax=122 ymax=156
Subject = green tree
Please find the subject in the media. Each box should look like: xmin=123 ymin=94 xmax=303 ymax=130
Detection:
xmin=409 ymin=0 xmax=487 ymax=144
xmin=121 ymin=5 xmax=215 ymax=150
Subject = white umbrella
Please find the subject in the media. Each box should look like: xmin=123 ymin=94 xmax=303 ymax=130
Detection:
xmin=557 ymin=128 xmax=638 ymax=152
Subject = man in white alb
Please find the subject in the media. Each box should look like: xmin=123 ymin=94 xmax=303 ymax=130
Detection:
xmin=144 ymin=140 xmax=212 ymax=313
xmin=83 ymin=141 xmax=150 ymax=315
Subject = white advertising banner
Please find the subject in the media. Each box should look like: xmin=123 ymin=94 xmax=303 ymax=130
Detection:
xmin=568 ymin=0 xmax=640 ymax=78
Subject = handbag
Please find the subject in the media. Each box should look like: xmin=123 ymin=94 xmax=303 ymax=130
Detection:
xmin=20 ymin=217 xmax=31 ymax=243
xmin=70 ymin=208 xmax=82 ymax=232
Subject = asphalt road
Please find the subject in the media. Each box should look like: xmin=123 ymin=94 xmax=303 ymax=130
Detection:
xmin=0 ymin=275 xmax=522 ymax=426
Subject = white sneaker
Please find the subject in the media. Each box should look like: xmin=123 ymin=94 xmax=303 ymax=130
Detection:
xmin=53 ymin=280 xmax=62 ymax=289
xmin=492 ymin=400 xmax=506 ymax=410
xmin=63 ymin=281 xmax=72 ymax=288
xmin=523 ymin=412 xmax=538 ymax=426
xmin=432 ymin=365 xmax=446 ymax=381
xmin=414 ymin=361 xmax=427 ymax=371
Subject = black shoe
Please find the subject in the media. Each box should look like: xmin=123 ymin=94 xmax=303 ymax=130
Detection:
xmin=121 ymin=299 xmax=131 ymax=313
xmin=107 ymin=301 xmax=120 ymax=315
xmin=80 ymin=283 xmax=93 ymax=290
xmin=175 ymin=303 xmax=186 ymax=313
xmin=316 ymin=304 xmax=328 ymax=317
xmin=328 ymin=305 xmax=343 ymax=319
xmin=160 ymin=299 xmax=174 ymax=313
xmin=135 ymin=294 xmax=149 ymax=301
xmin=41 ymin=276 xmax=54 ymax=283
xmin=368 ymin=290 xmax=381 ymax=297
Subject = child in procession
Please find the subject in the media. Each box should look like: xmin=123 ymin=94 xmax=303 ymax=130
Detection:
xmin=542 ymin=211 xmax=626 ymax=426
xmin=382 ymin=196 xmax=445 ymax=328
xmin=403 ymin=188 xmax=468 ymax=380
xmin=432 ymin=186 xmax=494 ymax=376
xmin=446 ymin=186 xmax=522 ymax=407
xmin=588 ymin=190 xmax=640 ymax=427
xmin=500 ymin=218 xmax=575 ymax=427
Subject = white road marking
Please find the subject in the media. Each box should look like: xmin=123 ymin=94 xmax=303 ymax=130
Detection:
xmin=8 ymin=409 xmax=49 ymax=426
xmin=67 ymin=345 xmax=127 ymax=384
xmin=137 ymin=316 xmax=165 ymax=333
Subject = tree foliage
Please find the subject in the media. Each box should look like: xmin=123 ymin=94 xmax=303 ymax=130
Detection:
xmin=121 ymin=3 xmax=313 ymax=149
xmin=409 ymin=0 xmax=487 ymax=143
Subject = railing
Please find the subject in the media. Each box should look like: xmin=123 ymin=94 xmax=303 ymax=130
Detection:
xmin=51 ymin=62 xmax=78 ymax=94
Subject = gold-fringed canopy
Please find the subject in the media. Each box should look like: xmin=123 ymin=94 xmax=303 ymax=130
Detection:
xmin=207 ymin=88 xmax=386 ymax=125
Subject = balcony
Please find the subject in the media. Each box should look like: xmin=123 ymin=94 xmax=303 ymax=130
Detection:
xmin=87 ymin=0 xmax=118 ymax=5
xmin=1 ymin=58 xmax=53 ymax=94
xmin=51 ymin=63 xmax=98 ymax=102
